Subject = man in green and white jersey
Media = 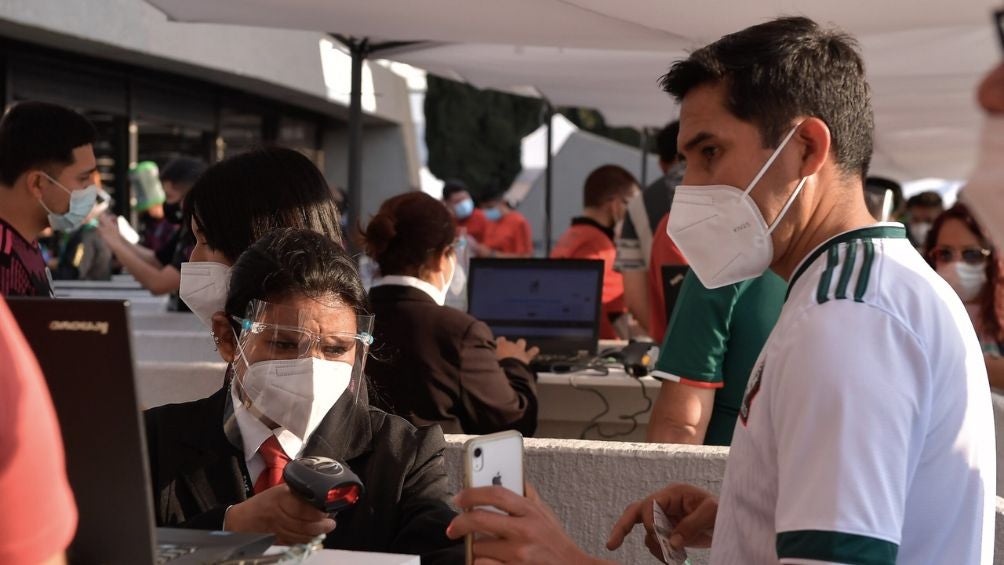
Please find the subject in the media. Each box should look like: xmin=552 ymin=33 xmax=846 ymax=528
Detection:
xmin=444 ymin=16 xmax=995 ymax=565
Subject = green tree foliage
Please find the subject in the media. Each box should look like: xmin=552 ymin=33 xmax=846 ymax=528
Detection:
xmin=425 ymin=76 xmax=543 ymax=200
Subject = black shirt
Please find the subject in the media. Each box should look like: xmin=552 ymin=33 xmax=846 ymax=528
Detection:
xmin=0 ymin=217 xmax=53 ymax=297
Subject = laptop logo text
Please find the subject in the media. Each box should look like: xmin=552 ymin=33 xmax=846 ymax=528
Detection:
xmin=48 ymin=320 xmax=109 ymax=335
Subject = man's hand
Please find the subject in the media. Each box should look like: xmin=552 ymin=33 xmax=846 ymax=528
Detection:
xmin=224 ymin=484 xmax=336 ymax=546
xmin=95 ymin=214 xmax=121 ymax=244
xmin=446 ymin=484 xmax=610 ymax=565
xmin=607 ymin=483 xmax=717 ymax=560
xmin=495 ymin=337 xmax=540 ymax=365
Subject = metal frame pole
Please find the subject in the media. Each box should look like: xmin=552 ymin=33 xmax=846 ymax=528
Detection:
xmin=544 ymin=102 xmax=554 ymax=256
xmin=640 ymin=127 xmax=650 ymax=187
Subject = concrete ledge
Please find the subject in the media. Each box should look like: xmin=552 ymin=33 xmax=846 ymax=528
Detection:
xmin=133 ymin=331 xmax=220 ymax=363
xmin=443 ymin=435 xmax=726 ymax=565
xmin=135 ymin=361 xmax=226 ymax=408
xmin=130 ymin=312 xmax=204 ymax=332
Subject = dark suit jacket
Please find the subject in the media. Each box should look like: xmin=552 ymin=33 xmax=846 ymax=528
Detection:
xmin=144 ymin=384 xmax=463 ymax=564
xmin=366 ymin=285 xmax=538 ymax=436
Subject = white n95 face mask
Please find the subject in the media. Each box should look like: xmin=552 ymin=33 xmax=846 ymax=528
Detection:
xmin=668 ymin=125 xmax=807 ymax=289
xmin=961 ymin=117 xmax=1004 ymax=247
xmin=179 ymin=261 xmax=231 ymax=328
xmin=937 ymin=261 xmax=988 ymax=303
xmin=237 ymin=356 xmax=351 ymax=441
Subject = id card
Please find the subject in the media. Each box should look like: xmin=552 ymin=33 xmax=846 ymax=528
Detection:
xmin=652 ymin=501 xmax=690 ymax=565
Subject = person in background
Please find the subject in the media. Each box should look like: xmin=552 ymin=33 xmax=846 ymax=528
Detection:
xmin=131 ymin=161 xmax=177 ymax=255
xmin=145 ymin=229 xmax=462 ymax=563
xmin=551 ymin=165 xmax=638 ymax=340
xmin=904 ymin=190 xmax=944 ymax=250
xmin=926 ymin=202 xmax=1004 ymax=389
xmin=0 ymin=101 xmax=98 ymax=297
xmin=96 ymin=157 xmax=206 ymax=302
xmin=178 ymin=146 xmax=342 ymax=330
xmin=0 ymin=298 xmax=77 ymax=565
xmin=615 ymin=121 xmax=686 ymax=334
xmin=363 ymin=192 xmax=539 ymax=436
xmin=442 ymin=179 xmax=488 ymax=245
xmin=478 ymin=186 xmax=533 ymax=257
xmin=863 ymin=176 xmax=904 ymax=222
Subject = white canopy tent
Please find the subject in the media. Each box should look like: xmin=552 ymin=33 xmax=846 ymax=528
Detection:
xmin=147 ymin=0 xmax=1002 ymax=241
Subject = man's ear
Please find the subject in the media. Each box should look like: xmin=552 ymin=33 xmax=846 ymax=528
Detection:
xmin=796 ymin=117 xmax=831 ymax=179
xmin=211 ymin=312 xmax=237 ymax=363
xmin=23 ymin=170 xmax=46 ymax=198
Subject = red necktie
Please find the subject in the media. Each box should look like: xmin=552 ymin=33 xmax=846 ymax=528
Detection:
xmin=253 ymin=435 xmax=290 ymax=494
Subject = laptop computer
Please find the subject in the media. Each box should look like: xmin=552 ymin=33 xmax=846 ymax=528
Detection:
xmin=467 ymin=258 xmax=604 ymax=367
xmin=6 ymin=297 xmax=273 ymax=565
xmin=661 ymin=265 xmax=690 ymax=326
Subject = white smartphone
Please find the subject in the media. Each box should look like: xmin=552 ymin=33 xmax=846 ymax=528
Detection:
xmin=462 ymin=430 xmax=524 ymax=564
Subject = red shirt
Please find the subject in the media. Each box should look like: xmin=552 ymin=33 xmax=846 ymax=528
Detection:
xmin=551 ymin=218 xmax=625 ymax=339
xmin=458 ymin=208 xmax=489 ymax=244
xmin=0 ymin=217 xmax=52 ymax=297
xmin=0 ymin=298 xmax=77 ymax=564
xmin=484 ymin=211 xmax=533 ymax=256
xmin=648 ymin=213 xmax=688 ymax=343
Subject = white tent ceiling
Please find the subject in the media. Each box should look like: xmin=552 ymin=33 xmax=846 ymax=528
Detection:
xmin=148 ymin=0 xmax=1002 ymax=181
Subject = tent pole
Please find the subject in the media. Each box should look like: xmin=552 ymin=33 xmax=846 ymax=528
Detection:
xmin=346 ymin=38 xmax=368 ymax=250
xmin=639 ymin=127 xmax=650 ymax=187
xmin=544 ymin=102 xmax=554 ymax=257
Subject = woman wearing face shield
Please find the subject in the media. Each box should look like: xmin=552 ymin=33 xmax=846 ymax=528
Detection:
xmin=362 ymin=192 xmax=539 ymax=437
xmin=925 ymin=203 xmax=1004 ymax=390
xmin=143 ymin=228 xmax=463 ymax=562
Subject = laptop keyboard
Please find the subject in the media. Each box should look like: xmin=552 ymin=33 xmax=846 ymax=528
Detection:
xmin=529 ymin=353 xmax=597 ymax=373
xmin=156 ymin=543 xmax=198 ymax=564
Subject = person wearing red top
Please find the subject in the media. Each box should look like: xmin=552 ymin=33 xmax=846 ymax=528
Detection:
xmin=0 ymin=297 xmax=77 ymax=565
xmin=646 ymin=213 xmax=689 ymax=343
xmin=442 ymin=179 xmax=489 ymax=245
xmin=479 ymin=190 xmax=533 ymax=257
xmin=551 ymin=165 xmax=639 ymax=339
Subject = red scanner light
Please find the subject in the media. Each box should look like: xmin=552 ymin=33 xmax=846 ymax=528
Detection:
xmin=326 ymin=485 xmax=361 ymax=506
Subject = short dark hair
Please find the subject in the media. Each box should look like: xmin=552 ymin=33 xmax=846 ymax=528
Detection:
xmin=655 ymin=121 xmax=680 ymax=164
xmin=225 ymin=228 xmax=368 ymax=325
xmin=362 ymin=192 xmax=455 ymax=276
xmin=442 ymin=179 xmax=469 ymax=201
xmin=160 ymin=157 xmax=207 ymax=190
xmin=583 ymin=165 xmax=638 ymax=208
xmin=906 ymin=191 xmax=944 ymax=210
xmin=660 ymin=16 xmax=873 ymax=180
xmin=183 ymin=146 xmax=342 ymax=262
xmin=0 ymin=101 xmax=97 ymax=186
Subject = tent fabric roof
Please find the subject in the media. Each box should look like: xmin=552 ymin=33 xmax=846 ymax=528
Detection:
xmin=146 ymin=0 xmax=1003 ymax=180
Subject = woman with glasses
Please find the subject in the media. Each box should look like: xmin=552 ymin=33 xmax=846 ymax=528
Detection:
xmin=144 ymin=228 xmax=462 ymax=562
xmin=361 ymin=191 xmax=539 ymax=437
xmin=926 ymin=202 xmax=1004 ymax=389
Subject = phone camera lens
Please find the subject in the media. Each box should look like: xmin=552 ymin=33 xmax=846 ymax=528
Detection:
xmin=474 ymin=447 xmax=482 ymax=458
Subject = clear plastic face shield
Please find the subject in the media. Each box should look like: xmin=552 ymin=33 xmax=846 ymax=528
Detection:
xmin=229 ymin=298 xmax=374 ymax=440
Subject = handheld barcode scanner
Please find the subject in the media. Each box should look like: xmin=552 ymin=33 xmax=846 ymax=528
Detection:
xmin=283 ymin=456 xmax=364 ymax=514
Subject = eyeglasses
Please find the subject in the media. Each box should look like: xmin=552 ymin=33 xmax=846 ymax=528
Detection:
xmin=929 ymin=246 xmax=991 ymax=265
xmin=232 ymin=315 xmax=374 ymax=361
xmin=996 ymin=9 xmax=1004 ymax=54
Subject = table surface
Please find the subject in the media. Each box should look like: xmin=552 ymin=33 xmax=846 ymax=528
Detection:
xmin=267 ymin=548 xmax=419 ymax=565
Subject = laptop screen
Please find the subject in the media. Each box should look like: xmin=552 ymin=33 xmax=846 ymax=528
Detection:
xmin=467 ymin=258 xmax=604 ymax=355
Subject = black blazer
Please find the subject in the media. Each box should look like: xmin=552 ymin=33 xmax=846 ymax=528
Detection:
xmin=144 ymin=384 xmax=463 ymax=564
xmin=366 ymin=285 xmax=538 ymax=436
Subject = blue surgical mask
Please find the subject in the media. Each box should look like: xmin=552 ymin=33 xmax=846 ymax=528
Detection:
xmin=39 ymin=174 xmax=99 ymax=231
xmin=484 ymin=206 xmax=503 ymax=222
xmin=453 ymin=198 xmax=475 ymax=220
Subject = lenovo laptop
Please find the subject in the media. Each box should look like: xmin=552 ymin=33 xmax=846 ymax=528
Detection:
xmin=7 ymin=297 xmax=273 ymax=565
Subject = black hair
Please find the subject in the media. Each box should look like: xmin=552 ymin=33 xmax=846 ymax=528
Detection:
xmin=906 ymin=191 xmax=944 ymax=210
xmin=655 ymin=121 xmax=681 ymax=164
xmin=660 ymin=16 xmax=873 ymax=180
xmin=225 ymin=228 xmax=368 ymax=324
xmin=442 ymin=179 xmax=469 ymax=201
xmin=362 ymin=191 xmax=455 ymax=277
xmin=160 ymin=157 xmax=207 ymax=189
xmin=583 ymin=165 xmax=638 ymax=208
xmin=182 ymin=146 xmax=342 ymax=262
xmin=0 ymin=101 xmax=97 ymax=186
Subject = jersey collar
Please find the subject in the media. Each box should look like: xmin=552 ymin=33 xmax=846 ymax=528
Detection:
xmin=786 ymin=223 xmax=907 ymax=300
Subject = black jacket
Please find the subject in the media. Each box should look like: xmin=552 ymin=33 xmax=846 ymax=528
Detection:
xmin=366 ymin=285 xmax=538 ymax=436
xmin=144 ymin=384 xmax=463 ymax=564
